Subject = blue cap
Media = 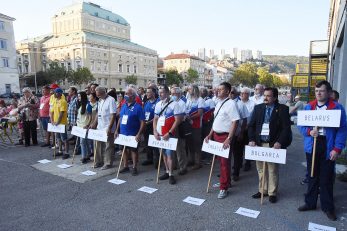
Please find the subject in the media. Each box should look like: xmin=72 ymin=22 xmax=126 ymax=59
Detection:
xmin=54 ymin=88 xmax=63 ymax=94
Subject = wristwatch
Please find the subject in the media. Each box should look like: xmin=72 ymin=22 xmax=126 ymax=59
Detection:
xmin=169 ymin=131 xmax=173 ymax=136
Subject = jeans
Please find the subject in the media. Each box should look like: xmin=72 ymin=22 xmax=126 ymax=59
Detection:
xmin=80 ymin=138 xmax=90 ymax=158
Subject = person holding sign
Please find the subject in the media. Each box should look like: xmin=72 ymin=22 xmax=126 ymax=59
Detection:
xmin=204 ymin=82 xmax=240 ymax=199
xmin=39 ymin=85 xmax=52 ymax=147
xmin=248 ymin=87 xmax=292 ymax=203
xmin=115 ymin=87 xmax=145 ymax=176
xmin=298 ymin=81 xmax=347 ymax=221
xmin=153 ymin=85 xmax=184 ymax=185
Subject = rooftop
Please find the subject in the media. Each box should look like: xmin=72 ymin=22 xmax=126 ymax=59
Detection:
xmin=0 ymin=13 xmax=15 ymax=21
xmin=164 ymin=53 xmax=204 ymax=61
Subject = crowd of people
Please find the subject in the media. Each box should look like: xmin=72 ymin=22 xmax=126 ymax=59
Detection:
xmin=0 ymin=80 xmax=346 ymax=221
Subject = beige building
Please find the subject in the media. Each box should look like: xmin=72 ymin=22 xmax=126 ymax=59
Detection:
xmin=16 ymin=2 xmax=157 ymax=90
xmin=0 ymin=13 xmax=20 ymax=94
xmin=163 ymin=53 xmax=205 ymax=84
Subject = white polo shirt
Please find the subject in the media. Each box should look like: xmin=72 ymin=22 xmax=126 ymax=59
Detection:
xmin=212 ymin=98 xmax=240 ymax=133
xmin=97 ymin=96 xmax=117 ymax=132
xmin=250 ymin=95 xmax=264 ymax=105
xmin=241 ymin=99 xmax=256 ymax=124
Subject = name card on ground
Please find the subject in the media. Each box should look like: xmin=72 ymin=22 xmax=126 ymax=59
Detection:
xmin=57 ymin=164 xmax=72 ymax=169
xmin=81 ymin=170 xmax=96 ymax=176
xmin=148 ymin=135 xmax=178 ymax=151
xmin=308 ymin=222 xmax=336 ymax=231
xmin=297 ymin=110 xmax=341 ymax=127
xmin=137 ymin=186 xmax=158 ymax=194
xmin=183 ymin=196 xmax=205 ymax=206
xmin=235 ymin=207 xmax=260 ymax=219
xmin=87 ymin=129 xmax=107 ymax=142
xmin=71 ymin=126 xmax=87 ymax=138
xmin=245 ymin=145 xmax=286 ymax=164
xmin=37 ymin=159 xmax=51 ymax=164
xmin=47 ymin=123 xmax=65 ymax=133
xmin=202 ymin=140 xmax=230 ymax=158
xmin=114 ymin=134 xmax=138 ymax=148
xmin=108 ymin=178 xmax=126 ymax=185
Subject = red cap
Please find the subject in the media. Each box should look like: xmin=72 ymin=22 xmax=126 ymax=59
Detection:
xmin=49 ymin=83 xmax=59 ymax=89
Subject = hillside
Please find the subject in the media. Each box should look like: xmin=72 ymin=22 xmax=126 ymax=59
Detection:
xmin=263 ymin=55 xmax=309 ymax=74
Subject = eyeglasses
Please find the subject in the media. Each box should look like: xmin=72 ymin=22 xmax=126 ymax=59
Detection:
xmin=230 ymin=92 xmax=235 ymax=94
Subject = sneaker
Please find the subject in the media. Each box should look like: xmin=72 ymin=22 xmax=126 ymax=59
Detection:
xmin=252 ymin=192 xmax=268 ymax=199
xmin=159 ymin=173 xmax=169 ymax=180
xmin=269 ymin=195 xmax=277 ymax=203
xmin=62 ymin=154 xmax=70 ymax=159
xmin=300 ymin=178 xmax=309 ymax=185
xmin=217 ymin=190 xmax=228 ymax=199
xmin=119 ymin=166 xmax=130 ymax=173
xmin=169 ymin=176 xmax=176 ymax=184
xmin=325 ymin=211 xmax=337 ymax=221
xmin=101 ymin=165 xmax=112 ymax=170
xmin=213 ymin=182 xmax=220 ymax=188
xmin=93 ymin=163 xmax=103 ymax=168
xmin=81 ymin=158 xmax=89 ymax=164
xmin=131 ymin=168 xmax=138 ymax=176
xmin=55 ymin=151 xmax=63 ymax=157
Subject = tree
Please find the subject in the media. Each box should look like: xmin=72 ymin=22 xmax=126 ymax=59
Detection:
xmin=272 ymin=74 xmax=284 ymax=88
xmin=186 ymin=68 xmax=199 ymax=83
xmin=125 ymin=74 xmax=138 ymax=85
xmin=230 ymin=63 xmax=258 ymax=87
xmin=46 ymin=61 xmax=70 ymax=83
xmin=164 ymin=69 xmax=183 ymax=86
xmin=68 ymin=67 xmax=94 ymax=86
xmin=258 ymin=67 xmax=274 ymax=87
xmin=25 ymin=71 xmax=51 ymax=87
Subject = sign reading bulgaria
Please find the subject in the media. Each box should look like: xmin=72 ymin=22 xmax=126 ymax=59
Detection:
xmin=297 ymin=110 xmax=341 ymax=127
xmin=148 ymin=135 xmax=178 ymax=151
xmin=114 ymin=134 xmax=138 ymax=148
xmin=245 ymin=145 xmax=287 ymax=164
xmin=202 ymin=140 xmax=230 ymax=158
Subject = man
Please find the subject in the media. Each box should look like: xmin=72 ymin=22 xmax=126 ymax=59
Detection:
xmin=153 ymin=85 xmax=184 ymax=184
xmin=51 ymin=88 xmax=69 ymax=159
xmin=116 ymin=87 xmax=145 ymax=176
xmin=138 ymin=87 xmax=146 ymax=102
xmin=250 ymin=84 xmax=264 ymax=105
xmin=85 ymin=85 xmax=91 ymax=95
xmin=330 ymin=90 xmax=339 ymax=102
xmin=298 ymin=81 xmax=347 ymax=221
xmin=141 ymin=87 xmax=160 ymax=167
xmin=90 ymin=86 xmax=116 ymax=170
xmin=90 ymin=83 xmax=99 ymax=94
xmin=248 ymin=87 xmax=292 ymax=203
xmin=39 ymin=85 xmax=52 ymax=147
xmin=48 ymin=83 xmax=63 ymax=149
xmin=289 ymin=95 xmax=304 ymax=116
xmin=204 ymin=82 xmax=240 ymax=199
xmin=67 ymin=86 xmax=78 ymax=128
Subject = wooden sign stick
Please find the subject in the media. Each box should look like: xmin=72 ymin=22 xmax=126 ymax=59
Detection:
xmin=156 ymin=148 xmax=163 ymax=184
xmin=71 ymin=137 xmax=79 ymax=164
xmin=206 ymin=154 xmax=216 ymax=193
xmin=261 ymin=161 xmax=267 ymax=205
xmin=311 ymin=126 xmax=318 ymax=177
xmin=93 ymin=140 xmax=97 ymax=168
xmin=116 ymin=145 xmax=126 ymax=179
xmin=53 ymin=132 xmax=56 ymax=159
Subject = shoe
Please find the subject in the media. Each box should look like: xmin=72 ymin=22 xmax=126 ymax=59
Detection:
xmin=217 ymin=190 xmax=228 ymax=199
xmin=232 ymin=175 xmax=240 ymax=182
xmin=187 ymin=162 xmax=194 ymax=167
xmin=101 ymin=165 xmax=112 ymax=170
xmin=213 ymin=182 xmax=220 ymax=188
xmin=298 ymin=204 xmax=316 ymax=212
xmin=62 ymin=154 xmax=70 ymax=159
xmin=300 ymin=178 xmax=309 ymax=185
xmin=131 ymin=168 xmax=138 ymax=176
xmin=269 ymin=195 xmax=277 ymax=203
xmin=15 ymin=141 xmax=24 ymax=145
xmin=244 ymin=165 xmax=251 ymax=172
xmin=191 ymin=164 xmax=202 ymax=170
xmin=169 ymin=175 xmax=176 ymax=184
xmin=159 ymin=173 xmax=169 ymax=180
xmin=81 ymin=158 xmax=89 ymax=164
xmin=25 ymin=144 xmax=30 ymax=147
xmin=142 ymin=160 xmax=153 ymax=166
xmin=119 ymin=166 xmax=130 ymax=173
xmin=93 ymin=163 xmax=103 ymax=168
xmin=40 ymin=143 xmax=50 ymax=147
xmin=32 ymin=143 xmax=38 ymax=146
xmin=55 ymin=151 xmax=63 ymax=157
xmin=252 ymin=192 xmax=268 ymax=199
xmin=178 ymin=169 xmax=188 ymax=176
xmin=325 ymin=211 xmax=337 ymax=221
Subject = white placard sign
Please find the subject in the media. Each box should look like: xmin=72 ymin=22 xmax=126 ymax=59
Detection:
xmin=245 ymin=145 xmax=287 ymax=164
xmin=47 ymin=123 xmax=65 ymax=133
xmin=308 ymin=222 xmax=336 ymax=231
xmin=297 ymin=110 xmax=341 ymax=127
xmin=235 ymin=207 xmax=260 ymax=219
xmin=87 ymin=129 xmax=107 ymax=142
xmin=148 ymin=135 xmax=178 ymax=151
xmin=137 ymin=186 xmax=158 ymax=194
xmin=202 ymin=140 xmax=230 ymax=158
xmin=183 ymin=196 xmax=205 ymax=206
xmin=81 ymin=170 xmax=96 ymax=176
xmin=37 ymin=159 xmax=51 ymax=164
xmin=108 ymin=178 xmax=126 ymax=185
xmin=57 ymin=164 xmax=72 ymax=169
xmin=114 ymin=134 xmax=138 ymax=148
xmin=71 ymin=126 xmax=87 ymax=138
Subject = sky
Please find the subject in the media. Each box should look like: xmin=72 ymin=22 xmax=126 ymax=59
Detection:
xmin=3 ymin=0 xmax=330 ymax=57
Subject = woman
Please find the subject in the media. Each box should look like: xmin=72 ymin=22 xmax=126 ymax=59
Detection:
xmin=18 ymin=88 xmax=39 ymax=147
xmin=87 ymin=92 xmax=98 ymax=158
xmin=77 ymin=91 xmax=92 ymax=164
xmin=0 ymin=100 xmax=8 ymax=119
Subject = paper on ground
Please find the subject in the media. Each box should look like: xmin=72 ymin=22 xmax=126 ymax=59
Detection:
xmin=235 ymin=207 xmax=260 ymax=218
xmin=183 ymin=196 xmax=205 ymax=206
xmin=108 ymin=178 xmax=126 ymax=185
xmin=57 ymin=164 xmax=72 ymax=169
xmin=38 ymin=159 xmax=51 ymax=164
xmin=308 ymin=222 xmax=336 ymax=231
xmin=81 ymin=170 xmax=96 ymax=176
xmin=137 ymin=186 xmax=158 ymax=194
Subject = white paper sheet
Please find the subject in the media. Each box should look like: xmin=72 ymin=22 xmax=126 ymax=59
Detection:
xmin=108 ymin=178 xmax=126 ymax=185
xmin=148 ymin=135 xmax=178 ymax=151
xmin=308 ymin=222 xmax=336 ymax=231
xmin=183 ymin=196 xmax=205 ymax=206
xmin=137 ymin=186 xmax=158 ymax=194
xmin=47 ymin=123 xmax=65 ymax=133
xmin=235 ymin=207 xmax=260 ymax=219
xmin=57 ymin=164 xmax=72 ymax=169
xmin=114 ymin=134 xmax=138 ymax=148
xmin=71 ymin=126 xmax=87 ymax=138
xmin=37 ymin=159 xmax=51 ymax=164
xmin=87 ymin=129 xmax=108 ymax=142
xmin=81 ymin=170 xmax=96 ymax=176
xmin=297 ymin=110 xmax=341 ymax=127
xmin=202 ymin=140 xmax=230 ymax=158
xmin=245 ymin=145 xmax=287 ymax=164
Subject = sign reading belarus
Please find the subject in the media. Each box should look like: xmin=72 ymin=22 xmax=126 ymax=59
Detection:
xmin=47 ymin=123 xmax=65 ymax=133
xmin=245 ymin=145 xmax=287 ymax=164
xmin=297 ymin=110 xmax=341 ymax=127
xmin=71 ymin=126 xmax=87 ymax=138
xmin=87 ymin=129 xmax=107 ymax=142
xmin=202 ymin=140 xmax=230 ymax=158
xmin=148 ymin=135 xmax=178 ymax=151
xmin=114 ymin=134 xmax=138 ymax=148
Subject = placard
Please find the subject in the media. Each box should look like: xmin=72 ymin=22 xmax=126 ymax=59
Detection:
xmin=235 ymin=207 xmax=260 ymax=219
xmin=47 ymin=123 xmax=65 ymax=133
xmin=183 ymin=196 xmax=205 ymax=206
xmin=108 ymin=178 xmax=126 ymax=185
xmin=308 ymin=222 xmax=336 ymax=231
xmin=148 ymin=135 xmax=178 ymax=151
xmin=137 ymin=186 xmax=158 ymax=194
xmin=87 ymin=129 xmax=107 ymax=142
xmin=202 ymin=140 xmax=230 ymax=158
xmin=114 ymin=134 xmax=138 ymax=148
xmin=297 ymin=110 xmax=341 ymax=127
xmin=71 ymin=126 xmax=87 ymax=138
xmin=245 ymin=145 xmax=287 ymax=164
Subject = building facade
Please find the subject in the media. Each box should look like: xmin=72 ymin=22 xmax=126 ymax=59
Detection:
xmin=0 ymin=13 xmax=20 ymax=94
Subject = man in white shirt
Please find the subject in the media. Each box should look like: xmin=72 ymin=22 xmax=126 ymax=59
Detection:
xmin=205 ymin=82 xmax=240 ymax=199
xmin=250 ymin=84 xmax=265 ymax=105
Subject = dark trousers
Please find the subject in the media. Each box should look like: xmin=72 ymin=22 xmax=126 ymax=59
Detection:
xmin=232 ymin=137 xmax=244 ymax=176
xmin=305 ymin=137 xmax=335 ymax=212
xmin=144 ymin=125 xmax=159 ymax=164
xmin=23 ymin=120 xmax=38 ymax=145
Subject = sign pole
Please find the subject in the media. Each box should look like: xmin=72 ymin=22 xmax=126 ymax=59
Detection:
xmin=310 ymin=126 xmax=318 ymax=177
xmin=93 ymin=140 xmax=97 ymax=168
xmin=116 ymin=146 xmax=126 ymax=179
xmin=261 ymin=161 xmax=267 ymax=205
xmin=53 ymin=132 xmax=56 ymax=159
xmin=206 ymin=154 xmax=216 ymax=193
xmin=156 ymin=148 xmax=163 ymax=184
xmin=71 ymin=137 xmax=79 ymax=164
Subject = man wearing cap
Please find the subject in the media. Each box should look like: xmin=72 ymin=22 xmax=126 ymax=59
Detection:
xmin=51 ymin=88 xmax=69 ymax=159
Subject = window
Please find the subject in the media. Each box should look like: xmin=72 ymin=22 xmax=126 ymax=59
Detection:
xmin=2 ymin=57 xmax=9 ymax=67
xmin=18 ymin=65 xmax=22 ymax=73
xmin=90 ymin=60 xmax=94 ymax=71
xmin=119 ymin=79 xmax=122 ymax=85
xmin=118 ymin=63 xmax=123 ymax=72
xmin=75 ymin=60 xmax=81 ymax=69
xmin=104 ymin=61 xmax=108 ymax=71
xmin=127 ymin=65 xmax=130 ymax=73
xmin=61 ymin=62 xmax=65 ymax=68
xmin=133 ymin=65 xmax=137 ymax=74
xmin=104 ymin=78 xmax=107 ymax=85
xmin=67 ymin=62 xmax=71 ymax=70
xmin=0 ymin=39 xmax=7 ymax=50
xmin=0 ymin=21 xmax=4 ymax=31
xmin=94 ymin=12 xmax=98 ymax=17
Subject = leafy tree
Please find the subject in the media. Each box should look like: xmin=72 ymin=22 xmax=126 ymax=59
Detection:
xmin=125 ymin=74 xmax=138 ymax=85
xmin=230 ymin=63 xmax=258 ymax=87
xmin=273 ymin=75 xmax=284 ymax=88
xmin=46 ymin=61 xmax=70 ymax=83
xmin=186 ymin=68 xmax=199 ymax=83
xmin=68 ymin=67 xmax=94 ymax=86
xmin=25 ymin=71 xmax=51 ymax=87
xmin=164 ymin=69 xmax=183 ymax=86
xmin=258 ymin=67 xmax=274 ymax=87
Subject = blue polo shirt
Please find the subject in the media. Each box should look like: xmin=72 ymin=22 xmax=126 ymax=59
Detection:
xmin=144 ymin=98 xmax=159 ymax=121
xmin=120 ymin=102 xmax=145 ymax=136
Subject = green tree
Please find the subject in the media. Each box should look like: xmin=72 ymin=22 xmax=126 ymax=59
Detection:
xmin=25 ymin=71 xmax=51 ymax=87
xmin=230 ymin=63 xmax=258 ymax=87
xmin=164 ymin=69 xmax=183 ymax=86
xmin=272 ymin=74 xmax=284 ymax=88
xmin=186 ymin=68 xmax=199 ymax=83
xmin=46 ymin=61 xmax=70 ymax=83
xmin=68 ymin=67 xmax=94 ymax=86
xmin=258 ymin=67 xmax=274 ymax=87
xmin=125 ymin=74 xmax=138 ymax=85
